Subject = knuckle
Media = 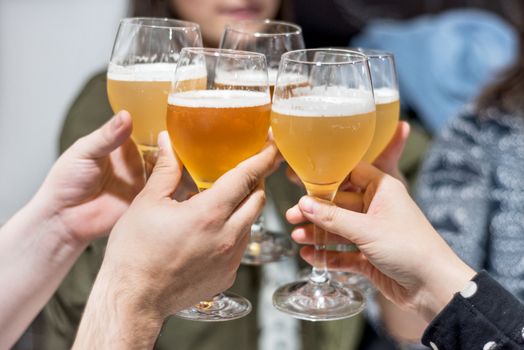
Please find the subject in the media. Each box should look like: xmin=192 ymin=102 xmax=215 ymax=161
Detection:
xmin=198 ymin=203 xmax=224 ymax=228
xmin=237 ymin=167 xmax=260 ymax=193
xmin=320 ymin=204 xmax=338 ymax=229
xmin=217 ymin=238 xmax=236 ymax=255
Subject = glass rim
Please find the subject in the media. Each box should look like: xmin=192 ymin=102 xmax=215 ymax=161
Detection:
xmin=352 ymin=48 xmax=395 ymax=59
xmin=119 ymin=17 xmax=200 ymax=30
xmin=281 ymin=48 xmax=368 ymax=65
xmin=181 ymin=47 xmax=268 ymax=60
xmin=224 ymin=19 xmax=302 ymax=37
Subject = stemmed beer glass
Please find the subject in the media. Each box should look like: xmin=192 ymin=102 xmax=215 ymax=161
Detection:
xmin=166 ymin=47 xmax=271 ymax=321
xmin=220 ymin=19 xmax=305 ymax=265
xmin=107 ymin=17 xmax=202 ymax=177
xmin=272 ymin=49 xmax=376 ymax=320
xmin=332 ymin=49 xmax=400 ymax=293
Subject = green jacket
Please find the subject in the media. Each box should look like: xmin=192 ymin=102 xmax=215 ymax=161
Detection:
xmin=40 ymin=72 xmax=377 ymax=350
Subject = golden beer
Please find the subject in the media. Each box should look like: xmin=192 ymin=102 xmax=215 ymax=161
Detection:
xmin=107 ymin=63 xmax=206 ymax=154
xmin=271 ymin=94 xmax=376 ymax=196
xmin=166 ymin=90 xmax=271 ymax=190
xmin=362 ymin=88 xmax=400 ymax=162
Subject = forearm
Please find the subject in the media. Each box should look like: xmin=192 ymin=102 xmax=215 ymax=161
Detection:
xmin=0 ymin=196 xmax=87 ymax=348
xmin=73 ymin=264 xmax=163 ymax=349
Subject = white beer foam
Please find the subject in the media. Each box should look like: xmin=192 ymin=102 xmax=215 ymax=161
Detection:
xmin=214 ymin=70 xmax=268 ymax=87
xmin=268 ymin=69 xmax=278 ymax=85
xmin=272 ymin=88 xmax=375 ymax=117
xmin=168 ymin=89 xmax=270 ymax=108
xmin=108 ymin=63 xmax=176 ymax=82
xmin=213 ymin=68 xmax=279 ymax=86
xmin=275 ymin=72 xmax=309 ymax=86
xmin=108 ymin=63 xmax=206 ymax=82
xmin=374 ymin=87 xmax=399 ymax=104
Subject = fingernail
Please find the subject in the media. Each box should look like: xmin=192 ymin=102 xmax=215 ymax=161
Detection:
xmin=157 ymin=131 xmax=169 ymax=150
xmin=112 ymin=112 xmax=123 ymax=131
xmin=299 ymin=196 xmax=316 ymax=214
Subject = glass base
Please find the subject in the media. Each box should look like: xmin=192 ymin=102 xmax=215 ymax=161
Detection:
xmin=272 ymin=279 xmax=365 ymax=321
xmin=298 ymin=268 xmax=375 ymax=295
xmin=241 ymin=231 xmax=295 ymax=265
xmin=331 ymin=271 xmax=375 ymax=295
xmin=174 ymin=292 xmax=252 ymax=322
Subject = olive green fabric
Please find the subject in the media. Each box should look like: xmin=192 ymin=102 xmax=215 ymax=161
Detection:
xmin=39 ymin=71 xmax=367 ymax=349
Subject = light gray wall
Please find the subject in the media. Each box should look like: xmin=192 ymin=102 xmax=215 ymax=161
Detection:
xmin=0 ymin=0 xmax=128 ymax=223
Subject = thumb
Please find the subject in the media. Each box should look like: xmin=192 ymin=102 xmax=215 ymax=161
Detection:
xmin=73 ymin=110 xmax=133 ymax=159
xmin=143 ymin=131 xmax=183 ymax=198
xmin=298 ymin=196 xmax=370 ymax=245
xmin=373 ymin=121 xmax=410 ymax=174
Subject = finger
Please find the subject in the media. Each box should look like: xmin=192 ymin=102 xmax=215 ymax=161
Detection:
xmin=201 ymin=142 xmax=278 ymax=213
xmin=334 ymin=192 xmax=364 ymax=212
xmin=286 ymin=204 xmax=307 ymax=225
xmin=291 ymin=224 xmax=353 ymax=245
xmin=373 ymin=121 xmax=410 ymax=174
xmin=348 ymin=162 xmax=387 ymax=191
xmin=297 ymin=196 xmax=371 ymax=245
xmin=287 ymin=191 xmax=363 ymax=225
xmin=73 ymin=110 xmax=132 ymax=159
xmin=285 ymin=165 xmax=303 ymax=188
xmin=228 ymin=184 xmax=266 ymax=238
xmin=300 ymin=246 xmax=370 ymax=274
xmin=143 ymin=132 xmax=183 ymax=198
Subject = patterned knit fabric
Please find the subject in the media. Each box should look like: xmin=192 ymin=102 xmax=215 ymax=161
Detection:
xmin=415 ymin=106 xmax=524 ymax=301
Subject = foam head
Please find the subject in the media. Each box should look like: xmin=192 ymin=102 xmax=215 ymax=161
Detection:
xmin=168 ymin=89 xmax=270 ymax=108
xmin=373 ymin=87 xmax=399 ymax=104
xmin=107 ymin=63 xmax=177 ymax=82
xmin=272 ymin=87 xmax=375 ymax=117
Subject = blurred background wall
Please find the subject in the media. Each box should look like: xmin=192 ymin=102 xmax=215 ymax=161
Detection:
xmin=0 ymin=0 xmax=127 ymax=223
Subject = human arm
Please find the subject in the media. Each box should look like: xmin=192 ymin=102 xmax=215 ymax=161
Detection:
xmin=73 ymin=133 xmax=278 ymax=349
xmin=288 ymin=164 xmax=524 ymax=348
xmin=0 ymin=111 xmax=144 ymax=348
xmin=373 ymin=112 xmax=495 ymax=345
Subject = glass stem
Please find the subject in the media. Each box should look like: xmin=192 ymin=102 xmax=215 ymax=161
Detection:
xmin=141 ymin=148 xmax=159 ymax=179
xmin=307 ymin=190 xmax=336 ymax=284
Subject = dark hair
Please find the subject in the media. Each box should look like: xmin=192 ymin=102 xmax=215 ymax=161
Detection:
xmin=130 ymin=0 xmax=292 ymax=21
xmin=131 ymin=0 xmax=175 ymax=17
xmin=476 ymin=3 xmax=524 ymax=114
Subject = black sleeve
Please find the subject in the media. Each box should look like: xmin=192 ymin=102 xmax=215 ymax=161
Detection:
xmin=422 ymin=271 xmax=524 ymax=349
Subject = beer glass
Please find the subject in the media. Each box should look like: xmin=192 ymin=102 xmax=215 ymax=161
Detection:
xmin=360 ymin=49 xmax=400 ymax=162
xmin=167 ymin=48 xmax=271 ymax=321
xmin=272 ymin=49 xmax=375 ymax=320
xmin=331 ymin=49 xmax=400 ymax=293
xmin=107 ymin=17 xmax=202 ymax=176
xmin=220 ymin=19 xmax=305 ymax=265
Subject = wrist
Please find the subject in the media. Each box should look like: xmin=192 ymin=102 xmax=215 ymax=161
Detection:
xmin=418 ymin=250 xmax=476 ymax=322
xmin=75 ymin=263 xmax=164 ymax=349
xmin=29 ymin=188 xmax=88 ymax=250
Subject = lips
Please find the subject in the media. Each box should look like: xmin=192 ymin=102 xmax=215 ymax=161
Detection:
xmin=219 ymin=6 xmax=262 ymax=20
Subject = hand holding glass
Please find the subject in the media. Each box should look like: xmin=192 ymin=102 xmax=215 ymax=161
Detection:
xmin=166 ymin=47 xmax=271 ymax=321
xmin=271 ymin=49 xmax=376 ymax=320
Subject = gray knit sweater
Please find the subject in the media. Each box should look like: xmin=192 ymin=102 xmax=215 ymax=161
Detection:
xmin=415 ymin=106 xmax=524 ymax=301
